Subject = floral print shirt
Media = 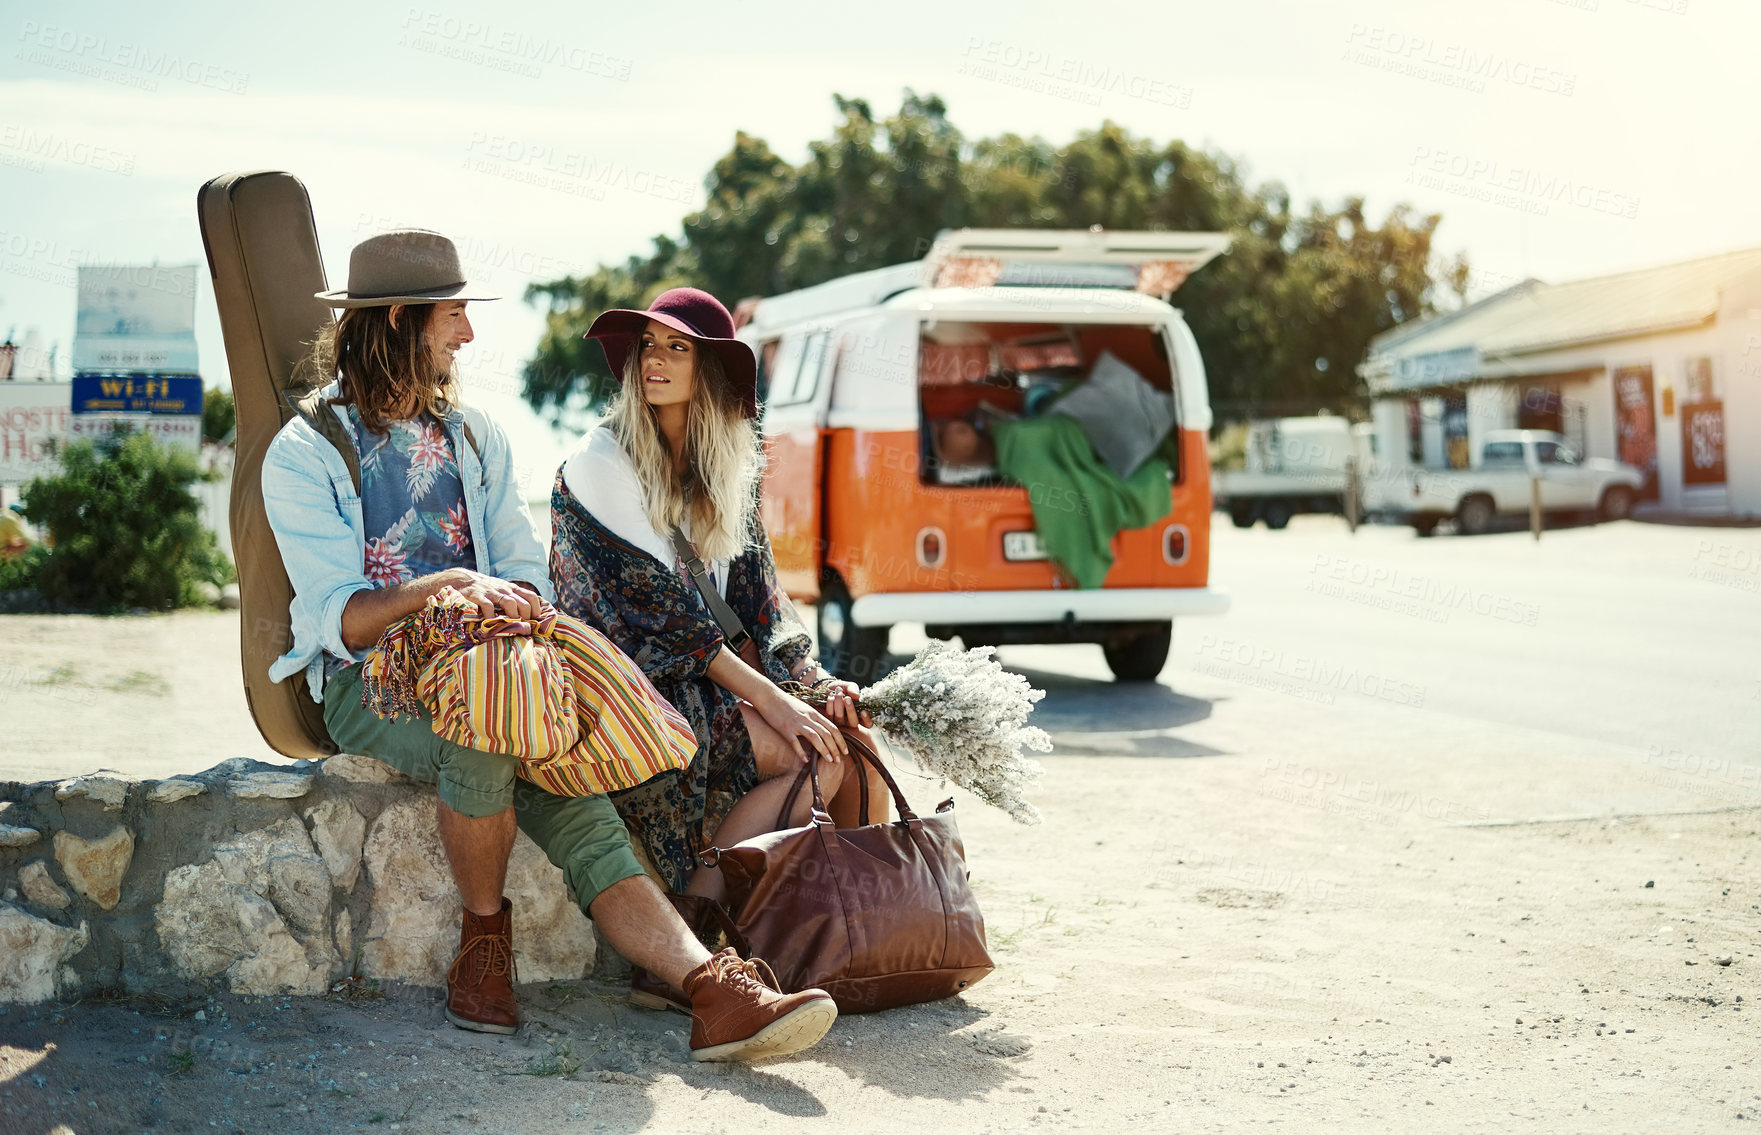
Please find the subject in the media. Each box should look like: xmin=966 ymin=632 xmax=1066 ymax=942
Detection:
xmin=351 ymin=409 xmax=475 ymax=587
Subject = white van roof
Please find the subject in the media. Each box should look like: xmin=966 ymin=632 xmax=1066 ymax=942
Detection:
xmin=740 ymin=228 xmax=1229 ymax=334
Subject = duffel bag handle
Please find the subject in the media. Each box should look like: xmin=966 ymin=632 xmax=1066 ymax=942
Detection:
xmin=774 ymin=728 xmax=920 ymax=830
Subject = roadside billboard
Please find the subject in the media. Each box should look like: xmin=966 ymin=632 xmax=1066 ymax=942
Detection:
xmin=71 ymin=264 xmax=200 ymax=372
xmin=69 ymin=263 xmax=203 ymax=454
xmin=0 ymin=382 xmax=73 ymax=484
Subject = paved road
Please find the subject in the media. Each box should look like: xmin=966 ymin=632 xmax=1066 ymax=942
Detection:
xmin=3 ymin=516 xmax=1756 ymax=797
xmin=974 ymin=516 xmax=1761 ymax=796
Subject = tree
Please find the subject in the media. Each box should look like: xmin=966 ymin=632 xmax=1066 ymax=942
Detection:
xmin=521 ymin=94 xmax=1466 ymax=423
xmin=202 ymin=387 xmax=236 ymax=445
xmin=522 ymin=235 xmax=695 ymax=412
xmin=21 ymin=433 xmax=232 ymax=611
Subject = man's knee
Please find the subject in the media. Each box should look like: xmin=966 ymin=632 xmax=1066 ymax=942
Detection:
xmin=432 ymin=746 xmax=518 ymax=817
xmin=514 ymin=788 xmax=647 ymax=912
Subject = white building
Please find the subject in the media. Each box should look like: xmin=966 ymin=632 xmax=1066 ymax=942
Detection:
xmin=1360 ymin=247 xmax=1761 ymax=519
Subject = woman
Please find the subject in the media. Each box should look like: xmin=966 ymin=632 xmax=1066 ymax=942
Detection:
xmin=548 ymin=287 xmax=885 ymax=908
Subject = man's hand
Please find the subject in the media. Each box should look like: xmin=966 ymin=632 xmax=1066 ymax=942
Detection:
xmin=452 ymin=570 xmax=539 ymax=621
xmin=341 ymin=568 xmax=539 ymax=652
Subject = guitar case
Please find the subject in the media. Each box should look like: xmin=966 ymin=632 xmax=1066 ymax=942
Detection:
xmin=195 ymin=170 xmax=338 ymax=759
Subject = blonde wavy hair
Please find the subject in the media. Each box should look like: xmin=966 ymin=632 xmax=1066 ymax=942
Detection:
xmin=603 ymin=342 xmax=764 ymax=565
xmin=306 ymin=304 xmax=459 ymax=433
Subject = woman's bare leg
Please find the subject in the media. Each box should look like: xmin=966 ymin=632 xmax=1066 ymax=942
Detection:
xmin=684 ymin=706 xmax=846 ymax=904
xmin=828 ymin=738 xmax=892 ymax=829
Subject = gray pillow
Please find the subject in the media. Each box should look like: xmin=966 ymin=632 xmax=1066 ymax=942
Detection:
xmin=1050 ymin=350 xmax=1174 ymax=478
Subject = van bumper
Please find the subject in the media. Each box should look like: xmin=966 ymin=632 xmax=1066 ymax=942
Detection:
xmin=849 ymin=587 xmax=1231 ymax=627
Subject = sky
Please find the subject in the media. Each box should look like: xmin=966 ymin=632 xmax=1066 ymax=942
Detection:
xmin=2 ymin=0 xmax=1757 ymax=484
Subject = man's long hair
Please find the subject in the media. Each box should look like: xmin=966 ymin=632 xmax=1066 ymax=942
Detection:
xmin=603 ymin=344 xmax=763 ymax=565
xmin=307 ymin=304 xmax=459 ymax=432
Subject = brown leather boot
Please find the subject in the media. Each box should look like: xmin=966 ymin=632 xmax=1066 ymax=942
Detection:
xmin=630 ymin=966 xmax=691 ymax=1014
xmin=683 ymin=948 xmax=836 ymax=1062
xmin=445 ymin=898 xmax=518 ymax=1035
xmin=631 ymin=893 xmax=726 ymax=1014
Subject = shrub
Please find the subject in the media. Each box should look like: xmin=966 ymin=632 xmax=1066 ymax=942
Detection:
xmin=202 ymin=387 xmax=236 ymax=445
xmin=20 ymin=432 xmax=234 ymax=612
xmin=0 ymin=543 xmax=49 ymax=593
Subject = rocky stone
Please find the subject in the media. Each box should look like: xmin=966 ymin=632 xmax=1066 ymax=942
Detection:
xmin=155 ymin=817 xmax=338 ymax=996
xmin=156 ymin=861 xmax=250 ymax=976
xmin=210 ymin=816 xmax=333 ymax=939
xmin=335 ymin=907 xmax=353 ymax=965
xmin=226 ymin=890 xmax=333 ymax=996
xmin=18 ymin=862 xmax=70 ymax=910
xmin=53 ymin=826 xmax=135 ymax=910
xmin=318 ymin=752 xmax=410 ymax=785
xmin=53 ymin=774 xmax=131 ymax=810
xmin=304 ymin=799 xmax=366 ymax=892
xmin=0 ymin=904 xmax=89 ymax=1003
xmin=146 ymin=779 xmax=206 ymax=804
xmin=192 ymin=580 xmax=222 ymax=606
xmin=359 ymin=797 xmax=595 ymax=985
xmin=157 ymin=861 xmax=335 ymax=996
xmin=218 ymin=583 xmax=241 ymax=610
xmin=6 ymin=755 xmax=599 ymax=1001
xmin=228 ymin=771 xmax=314 ymax=800
xmin=0 ymin=824 xmax=40 ymax=848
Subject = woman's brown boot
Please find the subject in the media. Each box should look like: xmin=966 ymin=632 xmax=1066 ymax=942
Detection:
xmin=445 ymin=898 xmax=519 ymax=1034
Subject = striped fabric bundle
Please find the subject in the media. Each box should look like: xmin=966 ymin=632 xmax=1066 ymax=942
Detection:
xmin=362 ymin=587 xmax=697 ymax=796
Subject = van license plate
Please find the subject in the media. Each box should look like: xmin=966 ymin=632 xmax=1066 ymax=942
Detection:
xmin=1002 ymin=531 xmax=1048 ymax=561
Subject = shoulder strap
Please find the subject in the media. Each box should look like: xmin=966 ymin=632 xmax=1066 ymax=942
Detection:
xmin=669 ymin=526 xmax=752 ymax=653
xmin=287 ymin=391 xmax=483 ymax=497
xmin=457 ymin=410 xmax=482 ymax=464
xmin=289 ymin=386 xmax=361 ymax=495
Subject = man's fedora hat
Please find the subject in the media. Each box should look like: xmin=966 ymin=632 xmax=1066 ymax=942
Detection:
xmin=315 ymin=229 xmax=500 ymax=309
xmin=585 ymin=288 xmax=759 ymax=418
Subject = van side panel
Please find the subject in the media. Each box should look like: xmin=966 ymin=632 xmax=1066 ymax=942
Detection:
xmin=760 ymin=428 xmax=824 ymax=601
xmin=819 ymin=426 xmax=1213 ymax=600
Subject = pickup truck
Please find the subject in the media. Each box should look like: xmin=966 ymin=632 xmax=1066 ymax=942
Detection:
xmin=1398 ymin=430 xmax=1645 ymax=535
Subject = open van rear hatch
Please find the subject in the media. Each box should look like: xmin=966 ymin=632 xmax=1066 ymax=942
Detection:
xmin=921 ymin=228 xmax=1230 ymax=297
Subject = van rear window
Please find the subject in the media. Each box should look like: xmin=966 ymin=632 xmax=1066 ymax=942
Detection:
xmin=916 ymin=321 xmax=1179 ymax=487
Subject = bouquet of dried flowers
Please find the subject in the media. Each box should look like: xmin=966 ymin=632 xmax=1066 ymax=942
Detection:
xmin=788 ymin=640 xmax=1050 ymax=823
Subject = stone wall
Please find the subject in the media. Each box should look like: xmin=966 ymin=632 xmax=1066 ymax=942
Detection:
xmin=0 ymin=756 xmax=597 ymax=1005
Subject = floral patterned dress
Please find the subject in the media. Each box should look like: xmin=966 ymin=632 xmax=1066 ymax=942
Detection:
xmin=548 ymin=469 xmax=816 ymax=892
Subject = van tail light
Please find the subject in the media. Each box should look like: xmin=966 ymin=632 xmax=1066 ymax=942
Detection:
xmin=916 ymin=527 xmax=946 ymax=569
xmin=1162 ymin=524 xmax=1189 ymax=565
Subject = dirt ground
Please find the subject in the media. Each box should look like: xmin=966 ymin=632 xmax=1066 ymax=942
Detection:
xmin=1 ymin=609 xmax=1758 ymax=1133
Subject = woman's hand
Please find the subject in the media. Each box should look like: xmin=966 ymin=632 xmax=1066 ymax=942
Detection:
xmin=755 ymin=686 xmax=846 ymax=764
xmin=817 ymin=679 xmax=872 ymax=728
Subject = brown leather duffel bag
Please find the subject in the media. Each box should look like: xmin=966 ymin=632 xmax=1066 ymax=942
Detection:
xmin=701 ymin=731 xmax=994 ymax=1014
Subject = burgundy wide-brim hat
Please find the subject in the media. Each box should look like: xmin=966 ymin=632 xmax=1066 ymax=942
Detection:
xmin=585 ymin=287 xmax=759 ymax=418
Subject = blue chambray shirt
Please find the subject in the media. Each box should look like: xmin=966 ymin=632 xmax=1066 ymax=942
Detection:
xmin=260 ymin=382 xmax=555 ymax=702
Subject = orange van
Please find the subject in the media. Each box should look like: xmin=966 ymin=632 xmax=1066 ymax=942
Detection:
xmin=738 ymin=229 xmax=1232 ymax=683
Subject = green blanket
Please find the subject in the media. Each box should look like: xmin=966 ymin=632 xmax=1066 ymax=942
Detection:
xmin=993 ymin=415 xmax=1171 ymax=589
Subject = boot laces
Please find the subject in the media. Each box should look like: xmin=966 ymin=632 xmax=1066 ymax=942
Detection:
xmin=711 ymin=951 xmax=779 ymax=998
xmin=448 ymin=932 xmax=516 ymax=987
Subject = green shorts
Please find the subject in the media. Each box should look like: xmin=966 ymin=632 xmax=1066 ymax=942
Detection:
xmin=322 ymin=663 xmax=648 ymax=911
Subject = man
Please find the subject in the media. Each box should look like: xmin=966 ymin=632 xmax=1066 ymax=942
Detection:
xmin=260 ymin=229 xmax=835 ymax=1061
